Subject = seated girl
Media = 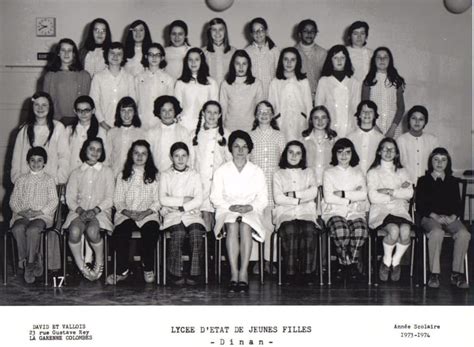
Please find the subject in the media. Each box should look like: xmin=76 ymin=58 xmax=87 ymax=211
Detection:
xmin=367 ymin=138 xmax=413 ymax=282
xmin=416 ymin=147 xmax=470 ymax=289
xmin=9 ymin=147 xmax=58 ymax=284
xmin=210 ymin=130 xmax=268 ymax=292
xmin=322 ymin=138 xmax=368 ymax=280
xmin=273 ymin=141 xmax=321 ymax=285
xmin=107 ymin=140 xmax=160 ymax=285
xmin=63 ymin=137 xmax=114 ymax=281
xmin=159 ymin=142 xmax=205 ymax=286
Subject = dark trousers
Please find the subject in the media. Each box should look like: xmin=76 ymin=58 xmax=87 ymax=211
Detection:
xmin=279 ymin=220 xmax=320 ymax=275
xmin=112 ymin=219 xmax=159 ymax=274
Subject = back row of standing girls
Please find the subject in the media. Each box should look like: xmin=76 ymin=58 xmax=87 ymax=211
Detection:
xmin=40 ymin=17 xmax=407 ymax=143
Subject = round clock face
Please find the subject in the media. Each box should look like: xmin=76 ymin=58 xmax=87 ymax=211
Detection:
xmin=36 ymin=17 xmax=56 ymax=37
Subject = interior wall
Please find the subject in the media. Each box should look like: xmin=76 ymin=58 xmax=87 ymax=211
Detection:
xmin=0 ymin=0 xmax=472 ymax=216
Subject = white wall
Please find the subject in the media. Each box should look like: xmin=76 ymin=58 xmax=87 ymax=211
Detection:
xmin=0 ymin=0 xmax=472 ymax=215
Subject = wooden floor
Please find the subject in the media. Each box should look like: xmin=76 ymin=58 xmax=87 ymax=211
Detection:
xmin=1 ymin=224 xmax=472 ymax=306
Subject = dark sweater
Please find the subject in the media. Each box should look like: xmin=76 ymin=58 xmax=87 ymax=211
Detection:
xmin=415 ymin=174 xmax=463 ymax=218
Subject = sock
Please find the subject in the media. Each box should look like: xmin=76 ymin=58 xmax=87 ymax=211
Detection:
xmin=89 ymin=239 xmax=104 ymax=265
xmin=68 ymin=241 xmax=85 ymax=270
xmin=382 ymin=242 xmax=395 ymax=267
xmin=392 ymin=243 xmax=410 ymax=266
xmin=83 ymin=237 xmax=94 ymax=263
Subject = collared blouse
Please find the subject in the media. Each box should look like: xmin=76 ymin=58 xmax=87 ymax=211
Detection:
xmin=106 ymin=126 xmax=145 ymax=178
xmin=159 ymin=167 xmax=205 ymax=230
xmin=347 ymin=127 xmax=384 ymax=174
xmin=114 ymin=167 xmax=160 ymax=228
xmin=245 ymin=42 xmax=280 ymax=99
xmin=63 ymin=162 xmax=114 ymax=231
xmin=9 ymin=170 xmax=58 ymax=227
xmin=272 ymin=168 xmax=319 ymax=230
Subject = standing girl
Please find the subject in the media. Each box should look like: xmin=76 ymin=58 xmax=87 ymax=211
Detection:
xmin=362 ymin=47 xmax=405 ymax=138
xmin=315 ymin=45 xmax=361 ymax=138
xmin=245 ymin=17 xmax=280 ymax=99
xmin=63 ymin=137 xmax=114 ymax=281
xmin=43 ymin=38 xmax=91 ymax=125
xmin=108 ymin=140 xmax=160 ymax=285
xmin=192 ymin=101 xmax=231 ymax=232
xmin=273 ymin=141 xmax=321 ymax=284
xmin=164 ymin=20 xmax=191 ymax=80
xmin=106 ymin=96 xmax=145 ymax=178
xmin=220 ymin=50 xmax=263 ymax=132
xmin=367 ymin=138 xmax=413 ymax=282
xmin=89 ymin=42 xmax=136 ymax=130
xmin=147 ymin=95 xmax=193 ymax=173
xmin=135 ymin=43 xmax=175 ymax=129
xmin=302 ymin=106 xmax=338 ymax=186
xmin=11 ymin=92 xmax=69 ymax=186
xmin=66 ymin=95 xmax=106 ymax=174
xmin=322 ymin=138 xmax=368 ymax=280
xmin=9 ymin=147 xmax=58 ymax=283
xmin=269 ymin=47 xmax=312 ymax=141
xmin=203 ymin=18 xmax=236 ymax=85
xmin=174 ymin=47 xmax=219 ymax=132
xmin=159 ymin=142 xmax=205 ymax=285
xmin=80 ymin=18 xmax=112 ymax=78
xmin=124 ymin=20 xmax=152 ymax=77
xmin=346 ymin=21 xmax=372 ymax=83
xmin=249 ymin=101 xmax=286 ymax=271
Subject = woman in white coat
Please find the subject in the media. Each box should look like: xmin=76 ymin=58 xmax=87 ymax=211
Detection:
xmin=210 ymin=130 xmax=268 ymax=292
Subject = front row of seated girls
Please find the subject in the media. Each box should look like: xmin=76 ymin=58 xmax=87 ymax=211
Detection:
xmin=9 ymin=133 xmax=469 ymax=289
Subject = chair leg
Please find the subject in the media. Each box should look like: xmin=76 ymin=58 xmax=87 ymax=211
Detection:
xmin=217 ymin=239 xmax=222 ymax=284
xmin=259 ymin=242 xmax=264 ymax=285
xmin=277 ymin=234 xmax=282 ymax=286
xmin=327 ymin=233 xmax=331 ymax=285
xmin=410 ymin=239 xmax=415 ymax=278
xmin=163 ymin=234 xmax=167 ymax=286
xmin=368 ymin=233 xmax=372 ymax=286
xmin=270 ymin=232 xmax=275 ymax=281
xmin=3 ymin=231 xmax=7 ymax=285
xmin=319 ymin=233 xmax=323 ymax=286
xmin=44 ymin=231 xmax=49 ymax=286
xmin=104 ymin=233 xmax=108 ymax=284
xmin=10 ymin=234 xmax=17 ymax=276
xmin=423 ymin=234 xmax=427 ymax=286
xmin=373 ymin=233 xmax=379 ymax=286
xmin=464 ymin=254 xmax=469 ymax=284
xmin=155 ymin=235 xmax=161 ymax=285
xmin=204 ymin=233 xmax=208 ymax=285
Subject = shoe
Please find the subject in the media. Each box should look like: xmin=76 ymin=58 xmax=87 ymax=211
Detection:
xmin=92 ymin=263 xmax=104 ymax=281
xmin=24 ymin=263 xmax=35 ymax=284
xmin=106 ymin=270 xmax=129 ymax=285
xmin=18 ymin=259 xmax=26 ymax=270
xmin=302 ymin=273 xmax=315 ymax=286
xmin=379 ymin=262 xmax=390 ymax=282
xmin=335 ymin=265 xmax=347 ymax=281
xmin=80 ymin=265 xmax=96 ymax=281
xmin=427 ymin=274 xmax=440 ymax=288
xmin=143 ymin=271 xmax=155 ymax=284
xmin=186 ymin=276 xmax=200 ymax=286
xmin=391 ymin=265 xmax=401 ymax=282
xmin=349 ymin=264 xmax=362 ymax=281
xmin=451 ymin=272 xmax=469 ymax=289
xmin=228 ymin=281 xmax=238 ymax=292
xmin=265 ymin=261 xmax=277 ymax=275
xmin=173 ymin=276 xmax=186 ymax=286
xmin=237 ymin=281 xmax=249 ymax=293
xmin=33 ymin=253 xmax=43 ymax=277
xmin=283 ymin=274 xmax=296 ymax=286
xmin=252 ymin=262 xmax=260 ymax=275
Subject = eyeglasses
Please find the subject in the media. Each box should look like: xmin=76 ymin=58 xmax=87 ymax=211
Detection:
xmin=75 ymin=108 xmax=92 ymax=115
xmin=93 ymin=29 xmax=106 ymax=34
xmin=147 ymin=53 xmax=162 ymax=58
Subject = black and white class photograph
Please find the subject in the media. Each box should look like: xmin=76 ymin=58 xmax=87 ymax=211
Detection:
xmin=0 ymin=0 xmax=472 ymax=345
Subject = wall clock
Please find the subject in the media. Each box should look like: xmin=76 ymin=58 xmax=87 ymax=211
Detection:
xmin=36 ymin=17 xmax=56 ymax=37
